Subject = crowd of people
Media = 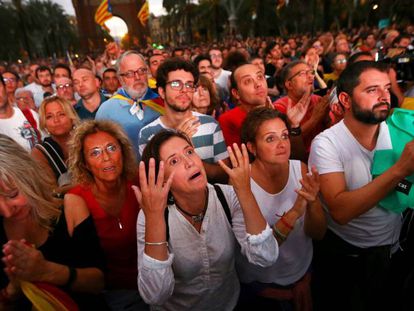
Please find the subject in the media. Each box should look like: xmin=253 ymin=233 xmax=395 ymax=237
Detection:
xmin=0 ymin=24 xmax=414 ymax=310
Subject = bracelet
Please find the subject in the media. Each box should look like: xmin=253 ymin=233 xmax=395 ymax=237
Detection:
xmin=280 ymin=216 xmax=294 ymax=230
xmin=289 ymin=126 xmax=302 ymax=136
xmin=65 ymin=266 xmax=77 ymax=289
xmin=272 ymin=225 xmax=287 ymax=242
xmin=145 ymin=241 xmax=168 ymax=247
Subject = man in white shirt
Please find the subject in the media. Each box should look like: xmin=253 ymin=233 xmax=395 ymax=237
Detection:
xmin=209 ymin=47 xmax=231 ymax=93
xmin=0 ymin=73 xmax=41 ymax=151
xmin=309 ymin=61 xmax=414 ymax=311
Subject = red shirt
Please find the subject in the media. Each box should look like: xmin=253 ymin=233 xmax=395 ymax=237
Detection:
xmin=218 ymin=106 xmax=247 ymax=147
xmin=273 ymin=94 xmax=325 ymax=150
xmin=68 ymin=181 xmax=139 ymax=290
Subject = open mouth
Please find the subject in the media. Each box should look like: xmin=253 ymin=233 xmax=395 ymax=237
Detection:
xmin=189 ymin=172 xmax=201 ymax=180
xmin=103 ymin=166 xmax=115 ymax=172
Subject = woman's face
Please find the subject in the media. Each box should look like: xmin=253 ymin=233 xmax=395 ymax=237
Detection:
xmin=0 ymin=181 xmax=31 ymax=220
xmin=160 ymin=136 xmax=207 ymax=195
xmin=44 ymin=101 xmax=73 ymax=137
xmin=83 ymin=131 xmax=124 ymax=184
xmin=192 ymin=85 xmax=211 ymax=113
xmin=249 ymin=118 xmax=291 ymax=165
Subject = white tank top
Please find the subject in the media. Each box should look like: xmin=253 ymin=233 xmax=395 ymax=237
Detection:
xmin=236 ymin=160 xmax=313 ymax=285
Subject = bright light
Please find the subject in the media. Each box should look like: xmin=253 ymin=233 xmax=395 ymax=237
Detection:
xmin=373 ymin=4 xmax=378 ymax=10
xmin=105 ymin=16 xmax=128 ymax=41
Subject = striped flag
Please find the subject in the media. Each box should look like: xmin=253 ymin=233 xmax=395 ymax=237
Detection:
xmin=95 ymin=0 xmax=113 ymax=26
xmin=137 ymin=1 xmax=149 ymax=26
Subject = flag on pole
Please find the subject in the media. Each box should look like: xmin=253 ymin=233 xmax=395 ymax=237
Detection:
xmin=137 ymin=1 xmax=149 ymax=26
xmin=95 ymin=0 xmax=113 ymax=26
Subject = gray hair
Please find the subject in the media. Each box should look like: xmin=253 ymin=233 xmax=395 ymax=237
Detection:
xmin=15 ymin=87 xmax=33 ymax=98
xmin=116 ymin=50 xmax=147 ymax=76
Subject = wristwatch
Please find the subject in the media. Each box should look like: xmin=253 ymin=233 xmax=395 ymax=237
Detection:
xmin=290 ymin=126 xmax=302 ymax=136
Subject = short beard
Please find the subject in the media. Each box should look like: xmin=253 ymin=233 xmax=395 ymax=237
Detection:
xmin=167 ymin=102 xmax=190 ymax=113
xmin=352 ymin=101 xmax=390 ymax=124
xmin=124 ymin=85 xmax=146 ymax=100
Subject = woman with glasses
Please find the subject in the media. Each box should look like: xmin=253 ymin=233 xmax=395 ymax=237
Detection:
xmin=134 ymin=130 xmax=278 ymax=310
xmin=323 ymin=53 xmax=348 ymax=85
xmin=191 ymin=75 xmax=228 ymax=118
xmin=31 ymin=96 xmax=80 ymax=191
xmin=65 ymin=120 xmax=146 ymax=310
xmin=236 ymin=107 xmax=326 ymax=311
xmin=0 ymin=134 xmax=106 ymax=309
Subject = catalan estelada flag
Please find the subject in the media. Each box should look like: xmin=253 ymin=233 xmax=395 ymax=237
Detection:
xmin=95 ymin=0 xmax=113 ymax=26
xmin=137 ymin=1 xmax=149 ymax=26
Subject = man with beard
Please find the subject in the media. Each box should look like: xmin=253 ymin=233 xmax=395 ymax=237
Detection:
xmin=209 ymin=47 xmax=231 ymax=94
xmin=274 ymin=60 xmax=330 ymax=150
xmin=138 ymin=58 xmax=229 ymax=183
xmin=72 ymin=68 xmax=107 ymax=119
xmin=25 ymin=66 xmax=54 ymax=108
xmin=96 ymin=50 xmax=164 ymax=153
xmin=309 ymin=61 xmax=414 ymax=311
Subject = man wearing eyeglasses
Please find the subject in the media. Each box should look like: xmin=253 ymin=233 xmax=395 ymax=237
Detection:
xmin=96 ymin=50 xmax=164 ymax=153
xmin=138 ymin=58 xmax=229 ymax=183
xmin=55 ymin=77 xmax=77 ymax=106
xmin=274 ymin=60 xmax=330 ymax=151
xmin=73 ymin=68 xmax=107 ymax=119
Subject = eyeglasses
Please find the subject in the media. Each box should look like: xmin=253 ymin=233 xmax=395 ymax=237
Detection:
xmin=287 ymin=69 xmax=315 ymax=81
xmin=16 ymin=96 xmax=33 ymax=102
xmin=56 ymin=83 xmax=73 ymax=90
xmin=166 ymin=80 xmax=196 ymax=92
xmin=3 ymin=78 xmax=16 ymax=84
xmin=335 ymin=59 xmax=347 ymax=64
xmin=88 ymin=143 xmax=119 ymax=158
xmin=120 ymin=68 xmax=148 ymax=79
xmin=210 ymin=53 xmax=222 ymax=59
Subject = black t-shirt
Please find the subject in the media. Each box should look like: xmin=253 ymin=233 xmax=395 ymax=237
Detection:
xmin=0 ymin=212 xmax=108 ymax=310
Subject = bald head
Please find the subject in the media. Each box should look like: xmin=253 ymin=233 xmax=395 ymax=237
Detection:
xmin=73 ymin=68 xmax=99 ymax=100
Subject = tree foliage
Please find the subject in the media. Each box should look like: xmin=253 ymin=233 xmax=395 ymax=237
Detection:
xmin=0 ymin=0 xmax=78 ymax=61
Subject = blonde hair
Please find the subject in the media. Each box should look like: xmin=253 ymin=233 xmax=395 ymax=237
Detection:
xmin=0 ymin=134 xmax=61 ymax=232
xmin=38 ymin=96 xmax=80 ymax=132
xmin=68 ymin=120 xmax=137 ymax=185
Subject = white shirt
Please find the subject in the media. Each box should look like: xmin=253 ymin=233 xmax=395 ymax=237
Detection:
xmin=137 ymin=183 xmax=278 ymax=311
xmin=308 ymin=120 xmax=401 ymax=248
xmin=0 ymin=107 xmax=40 ymax=151
xmin=237 ymin=160 xmax=312 ymax=285
xmin=214 ymin=69 xmax=231 ymax=92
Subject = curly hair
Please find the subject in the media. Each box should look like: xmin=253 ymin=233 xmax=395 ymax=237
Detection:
xmin=68 ymin=120 xmax=137 ymax=185
xmin=0 ymin=134 xmax=61 ymax=232
xmin=38 ymin=96 xmax=80 ymax=132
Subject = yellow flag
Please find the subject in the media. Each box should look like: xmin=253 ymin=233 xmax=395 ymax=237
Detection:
xmin=138 ymin=1 xmax=149 ymax=26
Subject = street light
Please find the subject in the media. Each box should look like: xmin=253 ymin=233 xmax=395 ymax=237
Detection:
xmin=104 ymin=16 xmax=129 ymax=44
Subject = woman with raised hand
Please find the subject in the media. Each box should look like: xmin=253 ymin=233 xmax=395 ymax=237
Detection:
xmin=0 ymin=134 xmax=106 ymax=310
xmin=31 ymin=96 xmax=80 ymax=191
xmin=64 ymin=119 xmax=146 ymax=310
xmin=236 ymin=107 xmax=326 ymax=310
xmin=134 ymin=130 xmax=278 ymax=311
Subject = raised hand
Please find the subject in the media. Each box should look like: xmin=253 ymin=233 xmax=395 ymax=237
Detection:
xmin=218 ymin=143 xmax=250 ymax=191
xmin=176 ymin=116 xmax=200 ymax=138
xmin=296 ymin=166 xmax=320 ymax=205
xmin=286 ymin=91 xmax=311 ymax=128
xmin=132 ymin=159 xmax=174 ymax=217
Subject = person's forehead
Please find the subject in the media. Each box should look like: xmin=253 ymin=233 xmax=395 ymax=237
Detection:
xmin=74 ymin=69 xmax=94 ymax=79
xmin=236 ymin=64 xmax=261 ymax=79
xmin=167 ymin=69 xmax=194 ymax=80
xmin=122 ymin=54 xmax=146 ymax=69
xmin=358 ymin=69 xmax=390 ymax=85
xmin=56 ymin=77 xmax=72 ymax=85
xmin=3 ymin=72 xmax=15 ymax=78
xmin=199 ymin=59 xmax=211 ymax=67
xmin=103 ymin=71 xmax=117 ymax=78
xmin=291 ymin=63 xmax=310 ymax=73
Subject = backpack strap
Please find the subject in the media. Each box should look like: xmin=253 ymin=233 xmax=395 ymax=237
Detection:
xmin=35 ymin=138 xmax=67 ymax=179
xmin=213 ymin=184 xmax=232 ymax=227
xmin=164 ymin=208 xmax=170 ymax=241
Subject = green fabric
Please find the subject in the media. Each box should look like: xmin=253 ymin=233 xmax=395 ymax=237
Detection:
xmin=372 ymin=108 xmax=414 ymax=213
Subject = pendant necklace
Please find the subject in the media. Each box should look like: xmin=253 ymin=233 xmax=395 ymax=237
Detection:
xmin=175 ymin=188 xmax=208 ymax=224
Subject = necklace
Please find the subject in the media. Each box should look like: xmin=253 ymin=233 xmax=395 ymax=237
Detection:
xmin=175 ymin=188 xmax=209 ymax=224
